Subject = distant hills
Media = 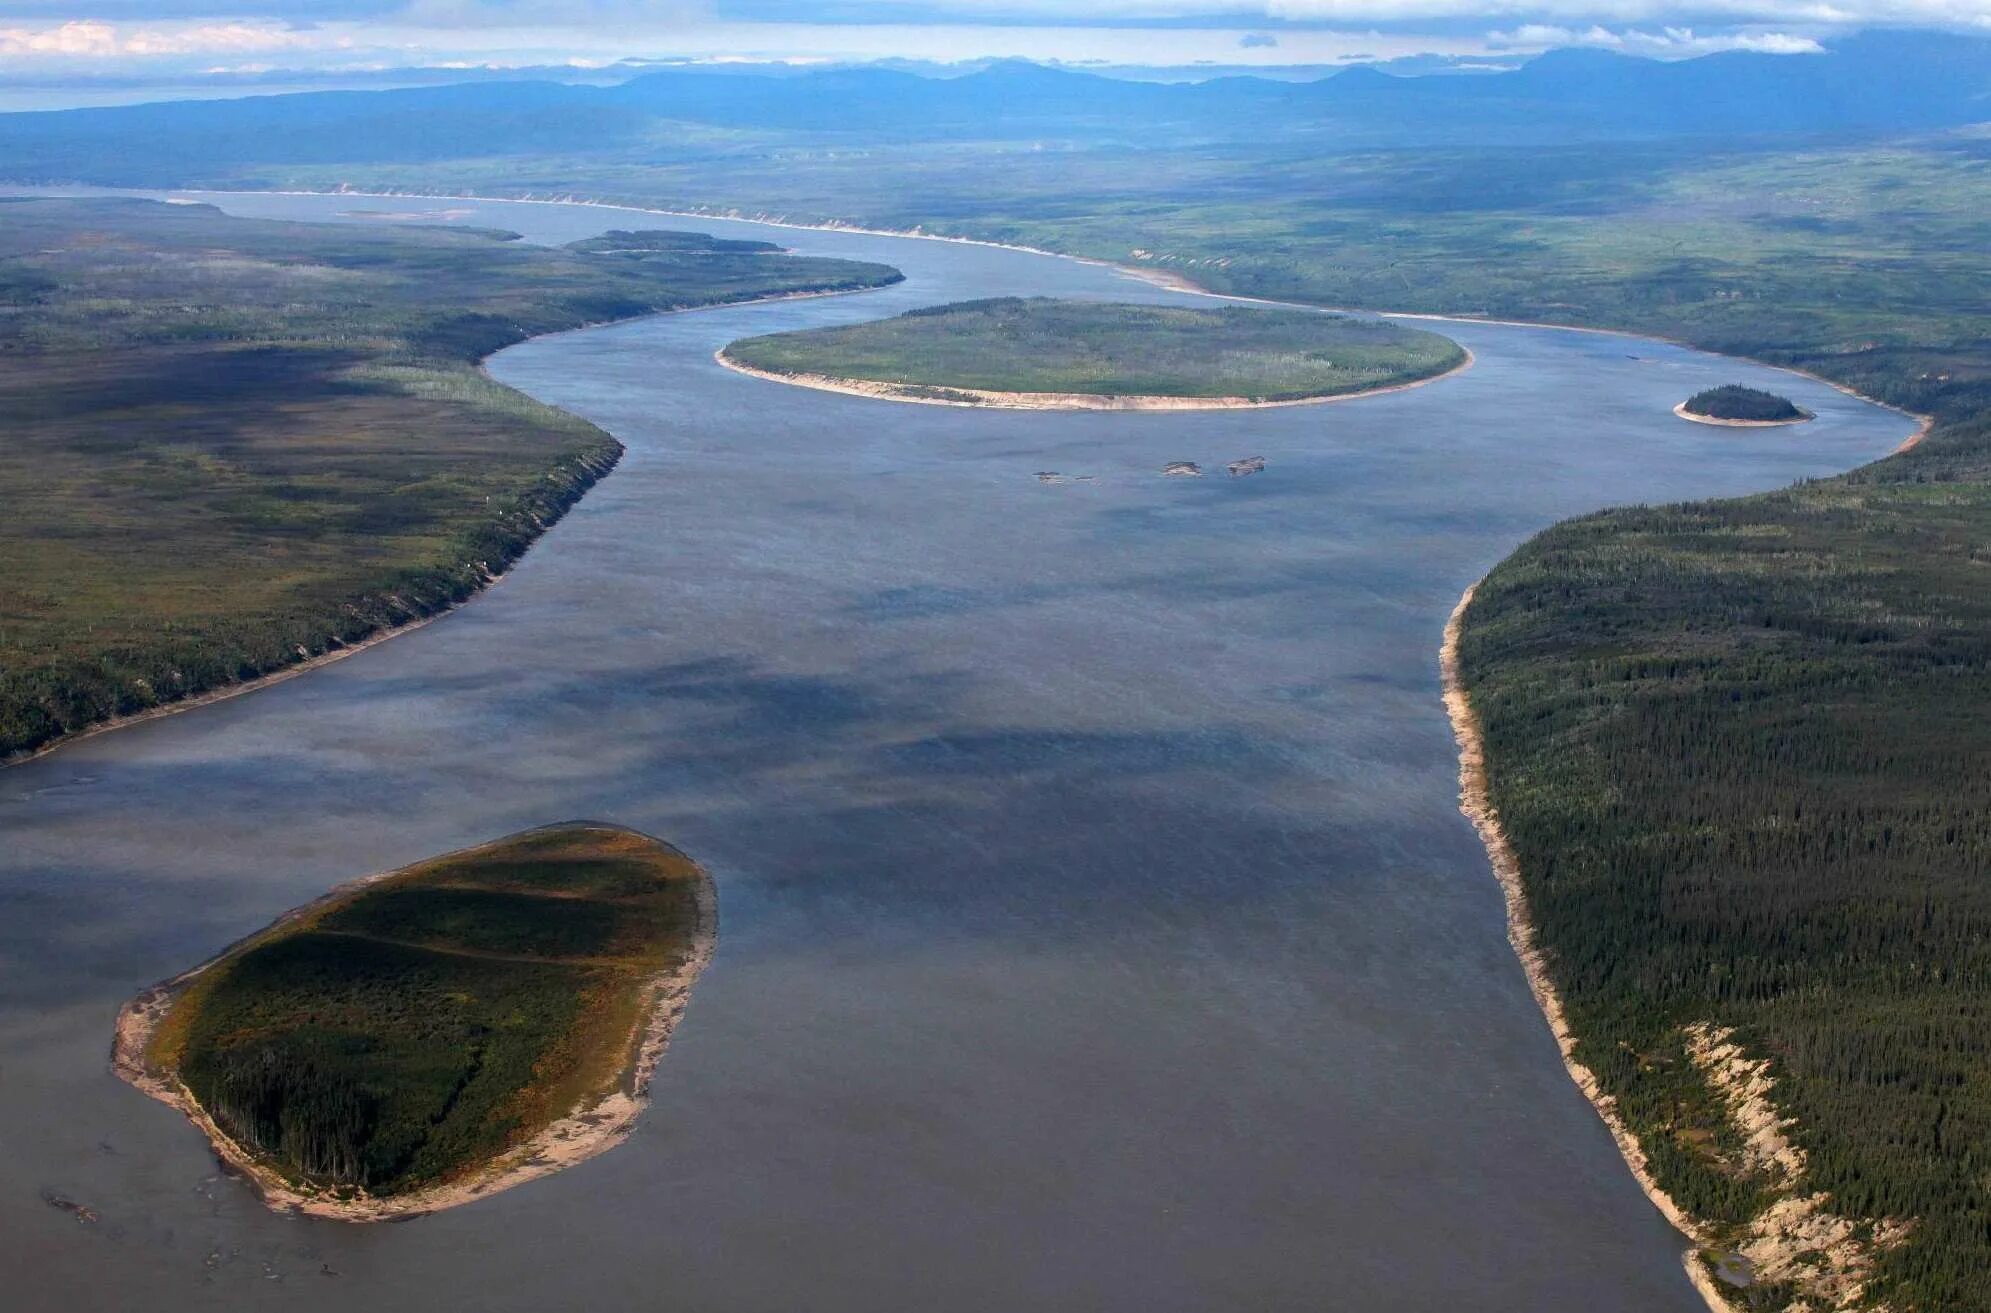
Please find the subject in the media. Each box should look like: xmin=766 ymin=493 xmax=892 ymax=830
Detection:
xmin=0 ymin=30 xmax=1984 ymax=185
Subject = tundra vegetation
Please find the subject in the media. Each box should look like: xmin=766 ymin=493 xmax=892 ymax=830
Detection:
xmin=136 ymin=824 xmax=712 ymax=1200
xmin=0 ymin=198 xmax=900 ymax=760
xmin=721 ymin=297 xmax=1463 ymax=401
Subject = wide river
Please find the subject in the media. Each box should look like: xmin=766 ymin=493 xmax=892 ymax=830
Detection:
xmin=2 ymin=191 xmax=1914 ymax=1312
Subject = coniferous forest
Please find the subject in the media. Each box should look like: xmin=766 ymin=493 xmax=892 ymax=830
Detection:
xmin=1459 ymin=410 xmax=1991 ymax=1308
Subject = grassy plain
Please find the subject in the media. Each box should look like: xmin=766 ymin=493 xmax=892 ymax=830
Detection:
xmin=722 ymin=296 xmax=1463 ymax=401
xmin=134 ymin=824 xmax=712 ymax=1204
xmin=0 ymin=197 xmax=900 ymax=760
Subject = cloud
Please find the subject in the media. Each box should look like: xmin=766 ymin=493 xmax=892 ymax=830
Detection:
xmin=1264 ymin=0 xmax=1991 ymax=24
xmin=721 ymin=0 xmax=1991 ymax=26
xmin=1485 ymin=23 xmax=1826 ymax=53
xmin=0 ymin=19 xmax=324 ymax=58
xmin=396 ymin=0 xmax=710 ymax=26
xmin=1239 ymin=31 xmax=1280 ymax=47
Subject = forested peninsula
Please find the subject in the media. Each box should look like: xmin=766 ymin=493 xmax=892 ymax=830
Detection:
xmin=114 ymin=823 xmax=716 ymax=1220
xmin=719 ymin=297 xmax=1466 ymax=409
xmin=0 ymin=198 xmax=901 ymax=763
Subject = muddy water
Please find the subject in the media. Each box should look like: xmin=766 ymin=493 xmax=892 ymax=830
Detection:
xmin=0 ymin=190 xmax=1914 ymax=1312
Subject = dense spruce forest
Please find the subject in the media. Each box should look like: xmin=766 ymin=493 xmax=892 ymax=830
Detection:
xmin=0 ymin=198 xmax=899 ymax=761
xmin=724 ymin=297 xmax=1463 ymax=400
xmin=158 ymin=825 xmax=710 ymax=1196
xmin=1458 ymin=405 xmax=1991 ymax=1307
xmin=1683 ymin=385 xmax=1809 ymax=422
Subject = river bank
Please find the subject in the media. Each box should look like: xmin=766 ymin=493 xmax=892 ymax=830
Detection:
xmin=1442 ymin=586 xmax=1910 ymax=1313
xmin=1439 ymin=585 xmax=1739 ymax=1309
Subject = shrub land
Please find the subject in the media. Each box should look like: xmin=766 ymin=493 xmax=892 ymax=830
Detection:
xmin=0 ymin=198 xmax=900 ymax=762
xmin=139 ymin=824 xmax=712 ymax=1200
xmin=722 ymin=297 xmax=1464 ymax=401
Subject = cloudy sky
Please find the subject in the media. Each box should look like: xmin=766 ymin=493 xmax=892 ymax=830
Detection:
xmin=2 ymin=1 xmax=1987 ymax=88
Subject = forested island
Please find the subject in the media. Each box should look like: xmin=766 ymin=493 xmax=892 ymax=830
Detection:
xmin=564 ymin=228 xmax=783 ymax=255
xmin=1678 ymin=385 xmax=1812 ymax=425
xmin=0 ymin=198 xmax=901 ymax=763
xmin=114 ymin=823 xmax=716 ymax=1219
xmin=719 ymin=297 xmax=1467 ymax=409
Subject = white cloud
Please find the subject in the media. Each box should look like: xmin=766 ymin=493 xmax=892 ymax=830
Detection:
xmin=1484 ymin=23 xmax=1826 ymax=52
xmin=1266 ymin=0 xmax=1990 ymax=23
xmin=0 ymin=19 xmax=326 ymax=58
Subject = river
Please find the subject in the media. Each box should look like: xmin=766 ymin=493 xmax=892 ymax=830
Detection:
xmin=0 ymin=190 xmax=1914 ymax=1312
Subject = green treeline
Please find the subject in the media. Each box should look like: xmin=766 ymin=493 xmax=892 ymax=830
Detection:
xmin=0 ymin=199 xmax=901 ymax=761
xmin=165 ymin=825 xmax=709 ymax=1196
xmin=1458 ymin=414 xmax=1991 ymax=1307
xmin=566 ymin=228 xmax=782 ymax=254
xmin=1684 ymin=384 xmax=1808 ymax=421
xmin=723 ymin=296 xmax=1464 ymax=400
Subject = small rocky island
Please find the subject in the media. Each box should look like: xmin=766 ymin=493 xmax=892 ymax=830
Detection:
xmin=1676 ymin=383 xmax=1812 ymax=426
xmin=114 ymin=823 xmax=715 ymax=1221
xmin=719 ymin=297 xmax=1468 ymax=410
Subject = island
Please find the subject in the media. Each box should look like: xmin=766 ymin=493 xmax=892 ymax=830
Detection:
xmin=565 ymin=228 xmax=784 ymax=255
xmin=718 ymin=297 xmax=1468 ymax=410
xmin=1675 ymin=384 xmax=1812 ymax=426
xmin=113 ymin=823 xmax=716 ymax=1221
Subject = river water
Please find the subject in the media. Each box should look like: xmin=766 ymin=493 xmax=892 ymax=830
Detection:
xmin=0 ymin=191 xmax=1913 ymax=1312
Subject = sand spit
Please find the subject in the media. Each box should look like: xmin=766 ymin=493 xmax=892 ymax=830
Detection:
xmin=111 ymin=825 xmax=719 ymax=1223
xmin=713 ymin=347 xmax=1472 ymax=412
xmin=1672 ymin=401 xmax=1814 ymax=428
xmin=1444 ymin=587 xmax=1908 ymax=1313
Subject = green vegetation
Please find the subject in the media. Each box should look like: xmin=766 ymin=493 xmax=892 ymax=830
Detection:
xmin=402 ymin=129 xmax=1982 ymax=1310
xmin=0 ymin=198 xmax=899 ymax=761
xmin=1457 ymin=446 xmax=1991 ymax=1309
xmin=564 ymin=228 xmax=782 ymax=255
xmin=723 ymin=297 xmax=1463 ymax=401
xmin=145 ymin=824 xmax=711 ymax=1199
xmin=1683 ymin=384 xmax=1809 ymax=422
xmin=7 ymin=78 xmax=1991 ymax=1302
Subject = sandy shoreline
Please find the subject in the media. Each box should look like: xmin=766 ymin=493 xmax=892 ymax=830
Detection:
xmin=1671 ymin=401 xmax=1813 ymax=428
xmin=1440 ymin=587 xmax=1742 ymax=1313
xmin=712 ymin=346 xmax=1473 ymax=411
xmin=111 ymin=824 xmax=719 ymax=1223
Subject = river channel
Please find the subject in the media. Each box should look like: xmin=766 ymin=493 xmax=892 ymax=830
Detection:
xmin=0 ymin=190 xmax=1914 ymax=1312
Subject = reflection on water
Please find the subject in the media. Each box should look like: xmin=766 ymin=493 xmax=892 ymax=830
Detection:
xmin=0 ymin=189 xmax=1914 ymax=1312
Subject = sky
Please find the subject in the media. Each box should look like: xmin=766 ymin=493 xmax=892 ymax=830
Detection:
xmin=1 ymin=1 xmax=1987 ymax=92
